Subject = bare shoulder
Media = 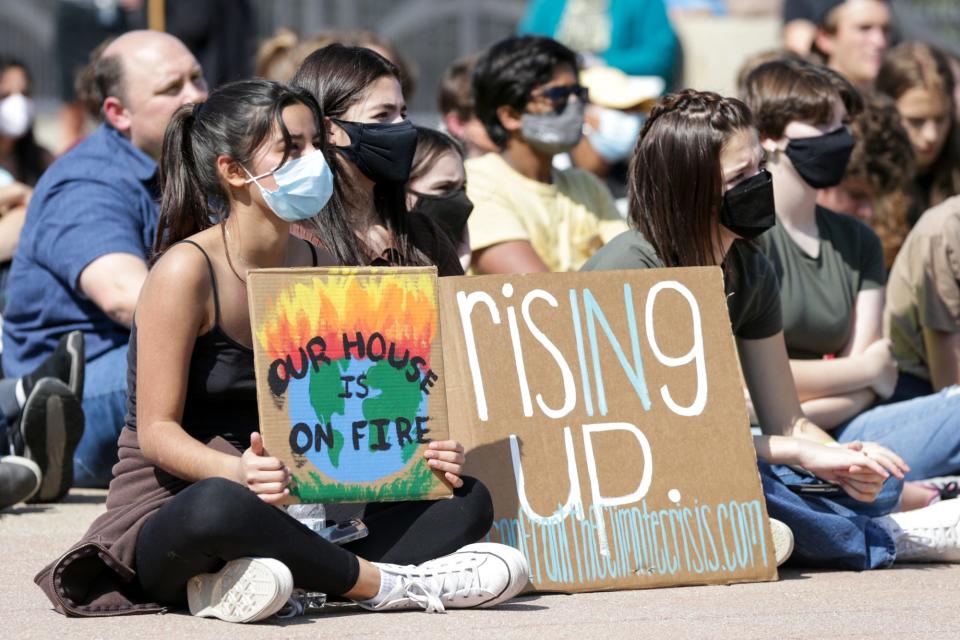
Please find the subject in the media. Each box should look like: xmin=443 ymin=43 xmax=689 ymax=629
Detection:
xmin=142 ymin=238 xmax=214 ymax=305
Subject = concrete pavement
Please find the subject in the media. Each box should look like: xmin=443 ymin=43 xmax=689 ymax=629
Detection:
xmin=4 ymin=489 xmax=960 ymax=639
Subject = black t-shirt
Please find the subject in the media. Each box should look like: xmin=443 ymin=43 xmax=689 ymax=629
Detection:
xmin=581 ymin=229 xmax=783 ymax=340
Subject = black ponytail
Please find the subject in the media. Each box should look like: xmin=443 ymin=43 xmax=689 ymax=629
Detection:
xmin=154 ymin=79 xmax=324 ymax=258
xmin=155 ymin=105 xmax=208 ymax=258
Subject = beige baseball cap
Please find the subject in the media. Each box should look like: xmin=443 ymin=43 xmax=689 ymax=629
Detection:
xmin=580 ymin=66 xmax=665 ymax=110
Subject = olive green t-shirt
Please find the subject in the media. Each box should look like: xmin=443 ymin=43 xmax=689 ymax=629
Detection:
xmin=758 ymin=207 xmax=886 ymax=360
xmin=581 ymin=229 xmax=783 ymax=340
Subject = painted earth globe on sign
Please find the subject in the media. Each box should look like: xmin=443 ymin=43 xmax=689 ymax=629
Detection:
xmin=287 ymin=356 xmax=428 ymax=485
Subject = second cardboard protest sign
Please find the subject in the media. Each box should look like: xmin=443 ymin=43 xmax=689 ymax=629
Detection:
xmin=249 ymin=265 xmax=775 ymax=593
xmin=438 ymin=268 xmax=775 ymax=592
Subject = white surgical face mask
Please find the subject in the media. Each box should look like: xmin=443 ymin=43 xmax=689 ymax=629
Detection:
xmin=586 ymin=107 xmax=643 ymax=163
xmin=0 ymin=94 xmax=35 ymax=138
xmin=243 ymin=150 xmax=335 ymax=222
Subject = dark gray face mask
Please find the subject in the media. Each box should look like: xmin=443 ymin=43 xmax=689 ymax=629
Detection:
xmin=520 ymin=99 xmax=585 ymax=156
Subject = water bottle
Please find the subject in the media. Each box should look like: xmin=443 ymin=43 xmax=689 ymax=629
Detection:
xmin=286 ymin=503 xmax=327 ymax=533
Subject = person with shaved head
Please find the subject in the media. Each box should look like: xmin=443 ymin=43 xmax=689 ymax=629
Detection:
xmin=2 ymin=31 xmax=207 ymax=490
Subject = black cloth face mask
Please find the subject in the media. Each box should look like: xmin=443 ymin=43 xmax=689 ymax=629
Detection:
xmin=784 ymin=127 xmax=855 ymax=189
xmin=333 ymin=118 xmax=419 ymax=184
xmin=410 ymin=186 xmax=474 ymax=244
xmin=719 ymin=169 xmax=776 ymax=239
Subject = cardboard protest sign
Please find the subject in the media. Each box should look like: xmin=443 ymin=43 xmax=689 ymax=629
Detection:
xmin=438 ymin=267 xmax=776 ymax=593
xmin=248 ymin=266 xmax=451 ymax=504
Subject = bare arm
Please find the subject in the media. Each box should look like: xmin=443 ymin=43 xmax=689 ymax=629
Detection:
xmin=0 ymin=206 xmax=26 ymax=262
xmin=737 ymin=332 xmax=835 ymax=443
xmin=753 ymin=434 xmax=890 ymax=502
xmin=134 ymin=246 xmax=243 ymax=483
xmin=0 ymin=181 xmax=32 ymax=210
xmin=78 ymin=253 xmax=149 ymax=328
xmin=800 ymin=389 xmax=877 ymax=429
xmin=739 ymin=333 xmax=909 ymax=490
xmin=473 ymin=240 xmax=550 ymax=274
xmin=0 ymin=182 xmax=32 ymax=262
xmin=923 ymin=328 xmax=960 ymax=391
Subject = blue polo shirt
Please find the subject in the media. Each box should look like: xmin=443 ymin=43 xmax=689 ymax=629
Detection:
xmin=2 ymin=124 xmax=159 ymax=377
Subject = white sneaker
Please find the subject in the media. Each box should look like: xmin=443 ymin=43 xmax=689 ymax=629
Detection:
xmin=362 ymin=543 xmax=529 ymax=613
xmin=879 ymin=499 xmax=960 ymax=563
xmin=188 ymin=557 xmax=293 ymax=623
xmin=769 ymin=518 xmax=794 ymax=567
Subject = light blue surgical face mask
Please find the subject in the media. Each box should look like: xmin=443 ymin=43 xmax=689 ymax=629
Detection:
xmin=587 ymin=107 xmax=644 ymax=163
xmin=244 ymin=150 xmax=334 ymax=222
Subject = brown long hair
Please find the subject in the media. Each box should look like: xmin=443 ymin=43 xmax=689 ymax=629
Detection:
xmin=629 ymin=89 xmax=754 ymax=268
xmin=876 ymin=42 xmax=960 ymax=213
xmin=292 ymin=44 xmax=430 ymax=266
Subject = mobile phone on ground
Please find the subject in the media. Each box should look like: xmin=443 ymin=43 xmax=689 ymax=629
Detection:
xmin=317 ymin=518 xmax=369 ymax=545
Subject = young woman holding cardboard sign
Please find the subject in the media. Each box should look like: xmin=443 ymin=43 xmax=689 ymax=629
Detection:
xmin=35 ymin=79 xmax=528 ymax=623
xmin=583 ymin=88 xmax=960 ymax=569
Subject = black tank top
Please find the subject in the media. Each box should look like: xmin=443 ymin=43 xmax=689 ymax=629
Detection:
xmin=126 ymin=240 xmax=318 ymax=451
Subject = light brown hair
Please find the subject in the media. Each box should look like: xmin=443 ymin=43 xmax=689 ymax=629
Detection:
xmin=876 ymin=42 xmax=960 ymax=211
xmin=743 ymin=58 xmax=862 ymax=140
xmin=847 ymin=91 xmax=917 ymax=267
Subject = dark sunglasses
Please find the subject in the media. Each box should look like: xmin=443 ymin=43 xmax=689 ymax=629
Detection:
xmin=530 ymin=84 xmax=589 ymax=113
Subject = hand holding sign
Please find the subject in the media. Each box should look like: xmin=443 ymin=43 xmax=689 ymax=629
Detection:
xmin=248 ymin=267 xmax=452 ymax=504
xmin=425 ymin=440 xmax=466 ymax=489
xmin=240 ymin=432 xmax=292 ymax=504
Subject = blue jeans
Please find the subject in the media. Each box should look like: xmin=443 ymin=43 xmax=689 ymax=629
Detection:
xmin=834 ymin=385 xmax=960 ymax=481
xmin=73 ymin=344 xmax=128 ymax=487
xmin=761 ymin=461 xmax=900 ymax=570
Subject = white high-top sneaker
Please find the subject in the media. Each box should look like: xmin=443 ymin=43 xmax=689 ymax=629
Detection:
xmin=878 ymin=499 xmax=960 ymax=563
xmin=188 ymin=557 xmax=294 ymax=623
xmin=769 ymin=518 xmax=794 ymax=567
xmin=362 ymin=543 xmax=530 ymax=613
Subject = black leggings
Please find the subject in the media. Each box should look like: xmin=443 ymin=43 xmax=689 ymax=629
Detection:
xmin=134 ymin=476 xmax=493 ymax=605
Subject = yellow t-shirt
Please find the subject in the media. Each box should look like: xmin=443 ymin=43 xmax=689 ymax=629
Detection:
xmin=465 ymin=152 xmax=627 ymax=272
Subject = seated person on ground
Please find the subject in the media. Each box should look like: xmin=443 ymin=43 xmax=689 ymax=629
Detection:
xmin=467 ymin=35 xmax=627 ymax=274
xmin=877 ymin=42 xmax=960 ymax=220
xmin=745 ymin=58 xmax=960 ymax=511
xmin=436 ymin=55 xmax=498 ymax=159
xmin=0 ymin=57 xmax=54 ymax=306
xmin=582 ymin=89 xmax=960 ymax=569
xmin=407 ymin=126 xmax=474 ymax=271
xmin=817 ymin=90 xmax=916 ymax=268
xmin=1 ymin=31 xmax=207 ymax=488
xmin=35 ymin=77 xmax=528 ymax=624
xmin=569 ymin=65 xmax=661 ymax=214
xmin=885 ymin=195 xmax=960 ymax=398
